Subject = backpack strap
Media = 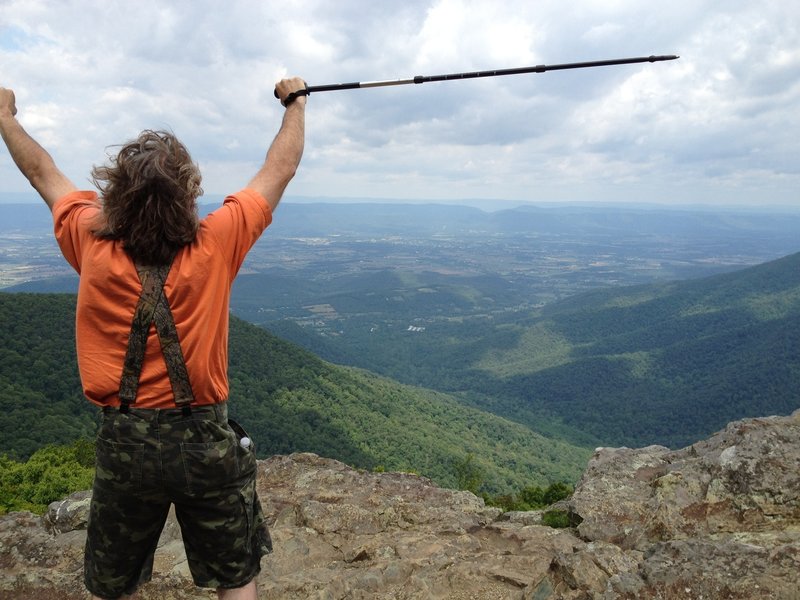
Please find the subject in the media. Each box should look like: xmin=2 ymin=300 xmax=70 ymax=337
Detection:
xmin=118 ymin=258 xmax=195 ymax=415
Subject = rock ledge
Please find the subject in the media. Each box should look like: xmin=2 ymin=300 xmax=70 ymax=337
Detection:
xmin=1 ymin=410 xmax=798 ymax=599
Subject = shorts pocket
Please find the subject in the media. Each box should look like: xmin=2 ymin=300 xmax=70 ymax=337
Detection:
xmin=94 ymin=437 xmax=144 ymax=492
xmin=238 ymin=475 xmax=272 ymax=556
xmin=228 ymin=419 xmax=257 ymax=471
xmin=246 ymin=480 xmax=273 ymax=556
xmin=181 ymin=436 xmax=240 ymax=495
xmin=239 ymin=476 xmax=255 ymax=541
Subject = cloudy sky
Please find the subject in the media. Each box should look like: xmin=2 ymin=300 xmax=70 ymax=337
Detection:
xmin=1 ymin=0 xmax=798 ymax=208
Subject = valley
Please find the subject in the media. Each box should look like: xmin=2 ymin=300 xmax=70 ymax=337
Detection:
xmin=2 ymin=199 xmax=799 ymax=456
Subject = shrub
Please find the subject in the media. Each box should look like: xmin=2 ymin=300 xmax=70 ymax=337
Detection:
xmin=0 ymin=439 xmax=95 ymax=515
xmin=482 ymin=481 xmax=574 ymax=512
xmin=541 ymin=509 xmax=572 ymax=528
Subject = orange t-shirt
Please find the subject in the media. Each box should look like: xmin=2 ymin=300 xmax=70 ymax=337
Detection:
xmin=53 ymin=189 xmax=272 ymax=408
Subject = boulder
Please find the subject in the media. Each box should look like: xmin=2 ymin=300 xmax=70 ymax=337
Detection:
xmin=569 ymin=410 xmax=800 ymax=548
xmin=43 ymin=490 xmax=92 ymax=535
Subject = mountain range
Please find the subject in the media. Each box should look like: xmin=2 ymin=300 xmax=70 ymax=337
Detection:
xmin=1 ymin=200 xmax=798 ymax=493
xmin=266 ymin=250 xmax=800 ymax=449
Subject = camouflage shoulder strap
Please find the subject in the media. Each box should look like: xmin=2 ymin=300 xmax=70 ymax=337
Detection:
xmin=118 ymin=258 xmax=195 ymax=414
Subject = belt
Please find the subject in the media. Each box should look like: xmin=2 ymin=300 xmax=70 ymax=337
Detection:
xmin=102 ymin=402 xmax=228 ymax=423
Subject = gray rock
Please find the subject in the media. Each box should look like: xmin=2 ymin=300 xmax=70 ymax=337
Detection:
xmin=569 ymin=409 xmax=800 ymax=550
xmin=44 ymin=490 xmax=92 ymax=534
xmin=1 ymin=409 xmax=798 ymax=599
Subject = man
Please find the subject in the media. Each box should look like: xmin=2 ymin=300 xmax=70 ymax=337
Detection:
xmin=0 ymin=77 xmax=307 ymax=599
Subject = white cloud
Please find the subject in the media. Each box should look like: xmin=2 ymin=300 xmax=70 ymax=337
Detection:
xmin=1 ymin=0 xmax=799 ymax=207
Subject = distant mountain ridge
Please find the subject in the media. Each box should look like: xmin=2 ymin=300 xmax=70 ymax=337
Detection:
xmin=3 ymin=199 xmax=800 ymax=240
xmin=242 ymin=201 xmax=800 ymax=240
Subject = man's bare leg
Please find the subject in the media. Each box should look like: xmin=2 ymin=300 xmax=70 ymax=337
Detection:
xmin=217 ymin=580 xmax=257 ymax=600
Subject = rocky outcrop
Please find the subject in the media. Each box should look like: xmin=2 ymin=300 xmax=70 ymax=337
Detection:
xmin=564 ymin=409 xmax=800 ymax=599
xmin=1 ymin=409 xmax=798 ymax=599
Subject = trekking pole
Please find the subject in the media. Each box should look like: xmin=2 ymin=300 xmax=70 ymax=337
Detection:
xmin=276 ymin=54 xmax=679 ymax=103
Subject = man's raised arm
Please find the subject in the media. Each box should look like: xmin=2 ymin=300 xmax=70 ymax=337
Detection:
xmin=0 ymin=86 xmax=76 ymax=211
xmin=246 ymin=77 xmax=307 ymax=212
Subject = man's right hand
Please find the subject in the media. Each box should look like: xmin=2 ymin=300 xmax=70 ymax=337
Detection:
xmin=0 ymin=87 xmax=19 ymax=119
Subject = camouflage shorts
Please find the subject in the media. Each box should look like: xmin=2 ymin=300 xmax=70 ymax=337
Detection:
xmin=84 ymin=403 xmax=272 ymax=599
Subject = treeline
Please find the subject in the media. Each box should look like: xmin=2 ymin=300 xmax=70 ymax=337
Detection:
xmin=0 ymin=292 xmax=590 ymax=495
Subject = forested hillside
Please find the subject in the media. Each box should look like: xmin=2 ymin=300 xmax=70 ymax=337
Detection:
xmin=0 ymin=293 xmax=589 ymax=493
xmin=0 ymin=294 xmax=92 ymax=458
xmin=496 ymin=251 xmax=800 ymax=447
xmin=269 ymin=252 xmax=800 ymax=449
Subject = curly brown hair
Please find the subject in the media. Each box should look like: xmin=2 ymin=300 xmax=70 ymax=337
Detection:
xmin=91 ymin=130 xmax=203 ymax=265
